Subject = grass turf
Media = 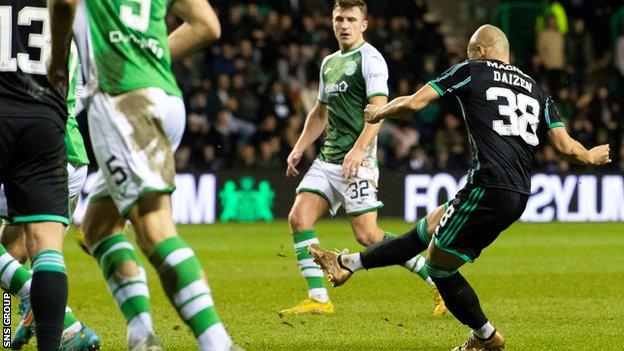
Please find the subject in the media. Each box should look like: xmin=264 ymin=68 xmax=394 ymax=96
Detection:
xmin=11 ymin=220 xmax=624 ymax=350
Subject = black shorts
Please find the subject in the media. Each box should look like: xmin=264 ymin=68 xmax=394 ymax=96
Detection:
xmin=0 ymin=116 xmax=69 ymax=225
xmin=433 ymin=185 xmax=528 ymax=263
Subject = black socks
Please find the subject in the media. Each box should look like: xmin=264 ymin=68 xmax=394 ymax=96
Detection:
xmin=431 ymin=272 xmax=488 ymax=329
xmin=361 ymin=227 xmax=427 ymax=269
xmin=30 ymin=271 xmax=68 ymax=351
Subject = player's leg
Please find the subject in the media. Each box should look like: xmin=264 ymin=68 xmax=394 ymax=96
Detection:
xmin=3 ymin=117 xmax=70 ymax=351
xmin=0 ymin=224 xmax=27 ymax=263
xmin=88 ymin=88 xmax=234 ymax=350
xmin=279 ymin=190 xmax=332 ymax=316
xmin=58 ymin=163 xmax=100 ymax=349
xmin=82 ymin=178 xmax=158 ymax=350
xmin=22 ymin=222 xmax=67 ymax=351
xmin=83 ymin=90 xmax=165 ymax=350
xmin=428 ymin=187 xmax=526 ymax=350
xmin=341 ymin=204 xmax=445 ymax=271
xmin=1 ymin=162 xmax=99 ymax=350
xmin=429 ymin=187 xmax=500 ymax=350
xmin=0 ymin=222 xmax=87 ymax=351
xmin=311 ymin=203 xmax=447 ymax=278
xmin=347 ymin=209 xmax=446 ymax=315
xmin=128 ymin=192 xmax=233 ymax=351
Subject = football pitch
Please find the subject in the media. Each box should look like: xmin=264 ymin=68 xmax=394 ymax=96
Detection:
xmin=14 ymin=220 xmax=623 ymax=350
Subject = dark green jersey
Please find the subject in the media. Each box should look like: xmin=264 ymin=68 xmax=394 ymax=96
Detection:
xmin=317 ymin=42 xmax=389 ymax=164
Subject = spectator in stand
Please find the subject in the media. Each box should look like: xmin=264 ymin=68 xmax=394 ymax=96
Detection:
xmin=434 ymin=114 xmax=468 ymax=172
xmin=277 ymin=42 xmax=308 ymax=90
xmin=261 ymin=81 xmax=294 ymax=120
xmin=300 ymin=79 xmax=319 ymax=115
xmin=537 ymin=14 xmax=566 ymax=89
xmin=231 ymin=74 xmax=259 ymax=124
xmin=234 ymin=144 xmax=256 ymax=169
xmin=213 ymin=43 xmax=237 ymax=77
xmin=256 ymin=136 xmax=283 ymax=170
xmin=589 ymin=86 xmax=621 ymax=169
xmin=407 ymin=146 xmax=432 ymax=172
xmin=566 ymin=18 xmax=594 ymax=90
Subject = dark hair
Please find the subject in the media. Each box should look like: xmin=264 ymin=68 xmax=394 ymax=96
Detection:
xmin=333 ymin=0 xmax=368 ymax=17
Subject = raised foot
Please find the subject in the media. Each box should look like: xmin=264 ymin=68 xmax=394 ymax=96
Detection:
xmin=308 ymin=244 xmax=352 ymax=287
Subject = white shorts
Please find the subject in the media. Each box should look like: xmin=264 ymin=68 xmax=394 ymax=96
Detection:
xmin=296 ymin=159 xmax=383 ymax=216
xmin=87 ymin=87 xmax=185 ymax=215
xmin=0 ymin=163 xmax=88 ymax=219
xmin=68 ymin=163 xmax=88 ymax=200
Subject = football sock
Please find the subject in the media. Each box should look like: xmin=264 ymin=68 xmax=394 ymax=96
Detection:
xmin=0 ymin=244 xmax=84 ymax=335
xmin=149 ymin=236 xmax=232 ymax=351
xmin=338 ymin=253 xmax=362 ymax=272
xmin=403 ymin=254 xmax=434 ymax=285
xmin=63 ymin=306 xmax=81 ymax=330
xmin=474 ymin=321 xmax=496 ymax=340
xmin=0 ymin=244 xmax=31 ymax=301
xmin=91 ymin=233 xmax=153 ymax=343
xmin=292 ymin=230 xmax=328 ymax=302
xmin=428 ymin=268 xmax=488 ymax=330
xmin=360 ymin=226 xmax=427 ymax=269
xmin=31 ymin=250 xmax=68 ymax=351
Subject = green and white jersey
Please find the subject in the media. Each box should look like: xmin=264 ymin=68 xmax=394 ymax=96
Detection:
xmin=83 ymin=0 xmax=181 ymax=97
xmin=65 ymin=44 xmax=89 ymax=166
xmin=317 ymin=42 xmax=389 ymax=164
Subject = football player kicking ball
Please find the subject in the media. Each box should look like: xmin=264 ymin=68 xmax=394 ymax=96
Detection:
xmin=310 ymin=25 xmax=611 ymax=351
xmin=279 ymin=0 xmax=445 ymax=317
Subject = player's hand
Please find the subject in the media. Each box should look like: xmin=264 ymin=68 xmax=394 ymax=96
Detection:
xmin=286 ymin=149 xmax=302 ymax=177
xmin=342 ymin=147 xmax=364 ymax=181
xmin=588 ymin=144 xmax=611 ymax=165
xmin=46 ymin=56 xmax=69 ymax=96
xmin=364 ymin=104 xmax=383 ymax=124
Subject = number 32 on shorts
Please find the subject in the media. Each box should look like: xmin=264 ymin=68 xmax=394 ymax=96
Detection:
xmin=348 ymin=180 xmax=370 ymax=200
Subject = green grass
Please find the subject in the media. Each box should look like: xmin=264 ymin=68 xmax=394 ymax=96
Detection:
xmin=12 ymin=221 xmax=624 ymax=350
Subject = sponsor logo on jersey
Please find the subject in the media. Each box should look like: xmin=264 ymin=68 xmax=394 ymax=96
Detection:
xmin=325 ymin=80 xmax=349 ymax=95
xmin=486 ymin=60 xmax=531 ymax=79
xmin=109 ymin=31 xmax=164 ymax=59
xmin=344 ymin=61 xmax=357 ymax=76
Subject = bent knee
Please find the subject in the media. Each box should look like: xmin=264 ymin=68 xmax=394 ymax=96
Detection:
xmin=288 ymin=210 xmax=314 ymax=233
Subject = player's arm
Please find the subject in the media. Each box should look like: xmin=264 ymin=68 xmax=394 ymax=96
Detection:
xmin=366 ymin=62 xmax=470 ymax=124
xmin=365 ymin=84 xmax=440 ymax=124
xmin=547 ymin=127 xmax=611 ymax=165
xmin=47 ymin=0 xmax=77 ymax=93
xmin=286 ymin=101 xmax=328 ymax=177
xmin=342 ymin=95 xmax=387 ymax=180
xmin=169 ymin=0 xmax=221 ymax=61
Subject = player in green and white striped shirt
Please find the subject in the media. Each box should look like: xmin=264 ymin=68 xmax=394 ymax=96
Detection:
xmin=279 ymin=0 xmax=446 ymax=317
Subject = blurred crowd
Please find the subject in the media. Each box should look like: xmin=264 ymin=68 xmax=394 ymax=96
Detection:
xmin=170 ymin=0 xmax=624 ymax=174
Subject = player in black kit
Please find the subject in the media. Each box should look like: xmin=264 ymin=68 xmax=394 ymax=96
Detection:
xmin=309 ymin=25 xmax=611 ymax=351
xmin=0 ymin=0 xmax=76 ymax=350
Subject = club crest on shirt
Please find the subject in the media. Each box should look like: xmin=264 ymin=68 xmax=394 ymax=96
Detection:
xmin=344 ymin=61 xmax=357 ymax=76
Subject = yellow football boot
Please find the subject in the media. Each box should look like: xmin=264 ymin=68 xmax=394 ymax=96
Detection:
xmin=278 ymin=299 xmax=334 ymax=317
xmin=432 ymin=286 xmax=447 ymax=316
